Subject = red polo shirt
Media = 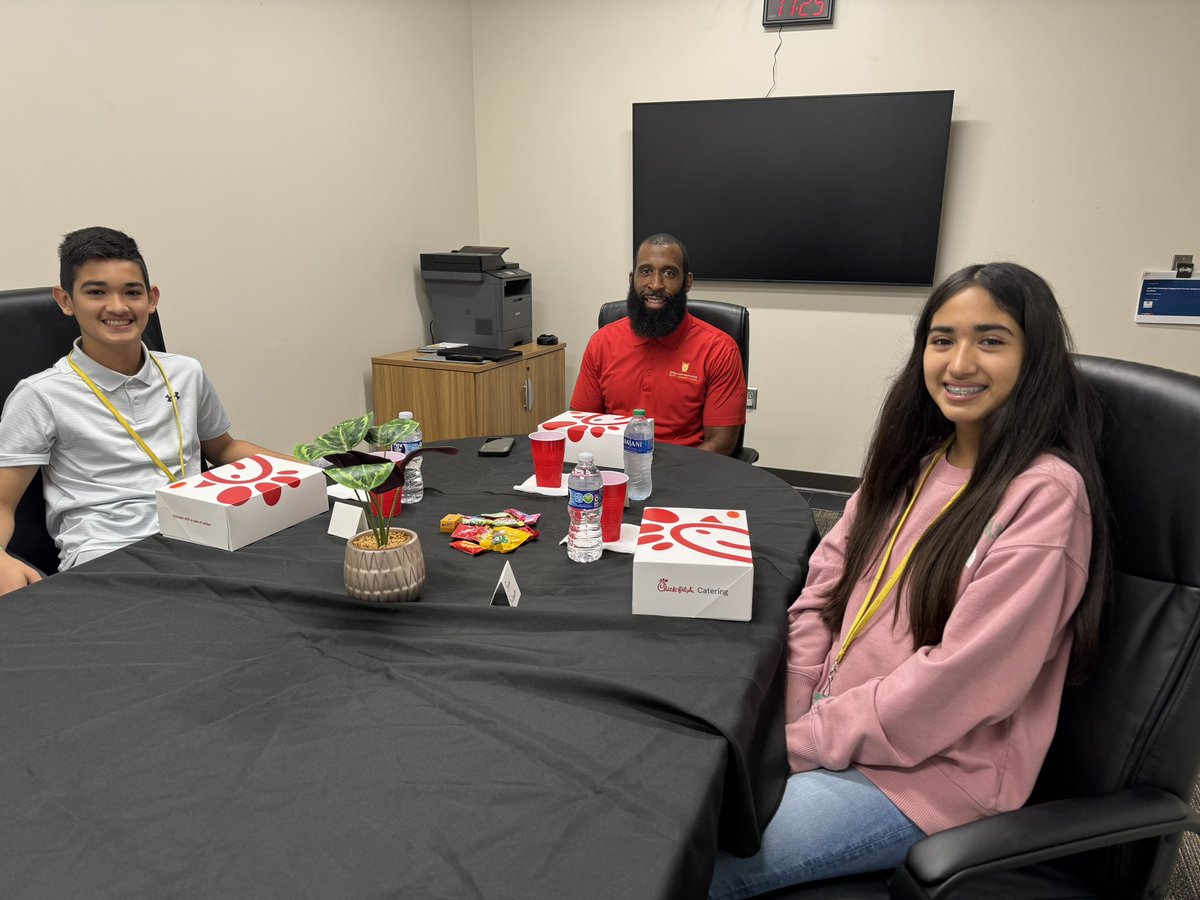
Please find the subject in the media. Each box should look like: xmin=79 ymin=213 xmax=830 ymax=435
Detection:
xmin=570 ymin=313 xmax=746 ymax=447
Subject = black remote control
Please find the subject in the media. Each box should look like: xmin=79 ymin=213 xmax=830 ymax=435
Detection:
xmin=443 ymin=353 xmax=485 ymax=362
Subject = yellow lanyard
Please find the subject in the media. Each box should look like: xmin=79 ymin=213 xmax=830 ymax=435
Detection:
xmin=68 ymin=350 xmax=186 ymax=482
xmin=815 ymin=437 xmax=968 ymax=701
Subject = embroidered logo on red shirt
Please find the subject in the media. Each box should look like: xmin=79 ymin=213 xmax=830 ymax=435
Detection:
xmin=670 ymin=360 xmax=699 ymax=383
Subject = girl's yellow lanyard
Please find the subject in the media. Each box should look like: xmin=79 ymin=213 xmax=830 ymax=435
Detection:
xmin=813 ymin=437 xmax=968 ymax=702
xmin=68 ymin=351 xmax=186 ymax=482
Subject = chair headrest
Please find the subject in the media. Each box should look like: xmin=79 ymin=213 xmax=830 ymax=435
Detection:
xmin=1076 ymin=354 xmax=1200 ymax=585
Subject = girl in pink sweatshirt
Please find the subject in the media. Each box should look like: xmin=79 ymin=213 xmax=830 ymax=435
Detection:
xmin=710 ymin=262 xmax=1111 ymax=898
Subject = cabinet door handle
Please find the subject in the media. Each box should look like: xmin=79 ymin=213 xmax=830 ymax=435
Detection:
xmin=524 ymin=377 xmax=534 ymax=411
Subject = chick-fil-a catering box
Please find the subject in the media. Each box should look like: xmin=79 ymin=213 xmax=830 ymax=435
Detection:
xmin=156 ymin=455 xmax=327 ymax=551
xmin=538 ymin=411 xmax=649 ymax=469
xmin=632 ymin=507 xmax=753 ymax=621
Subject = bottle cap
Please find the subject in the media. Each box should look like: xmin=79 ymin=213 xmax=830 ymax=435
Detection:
xmin=398 ymin=411 xmax=413 ymax=419
xmin=578 ymin=451 xmax=595 ymax=465
xmin=633 ymin=408 xmax=646 ymax=417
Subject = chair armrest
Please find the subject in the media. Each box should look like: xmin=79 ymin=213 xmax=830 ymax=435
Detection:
xmin=735 ymin=446 xmax=760 ymax=465
xmin=888 ymin=787 xmax=1200 ymax=899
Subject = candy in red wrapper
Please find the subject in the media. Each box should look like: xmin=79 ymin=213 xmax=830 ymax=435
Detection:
xmin=449 ymin=540 xmax=488 ymax=556
xmin=452 ymin=523 xmax=492 ymax=542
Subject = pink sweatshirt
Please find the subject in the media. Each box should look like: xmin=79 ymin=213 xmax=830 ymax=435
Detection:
xmin=785 ymin=453 xmax=1092 ymax=835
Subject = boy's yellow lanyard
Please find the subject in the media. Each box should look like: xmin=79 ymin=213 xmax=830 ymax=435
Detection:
xmin=813 ymin=437 xmax=968 ymax=702
xmin=67 ymin=351 xmax=186 ymax=482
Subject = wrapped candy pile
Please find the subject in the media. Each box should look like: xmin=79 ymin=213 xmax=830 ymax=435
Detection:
xmin=440 ymin=508 xmax=542 ymax=556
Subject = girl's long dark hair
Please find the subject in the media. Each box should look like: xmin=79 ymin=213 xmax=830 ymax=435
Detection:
xmin=819 ymin=263 xmax=1111 ymax=683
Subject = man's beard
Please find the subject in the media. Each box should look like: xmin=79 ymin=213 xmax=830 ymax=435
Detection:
xmin=626 ymin=284 xmax=688 ymax=339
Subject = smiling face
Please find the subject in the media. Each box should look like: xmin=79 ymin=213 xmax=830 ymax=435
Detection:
xmin=626 ymin=241 xmax=692 ymax=338
xmin=923 ymin=284 xmax=1026 ymax=466
xmin=53 ymin=259 xmax=159 ymax=374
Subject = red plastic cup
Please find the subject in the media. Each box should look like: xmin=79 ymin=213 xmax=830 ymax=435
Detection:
xmin=600 ymin=471 xmax=629 ymax=543
xmin=528 ymin=431 xmax=566 ymax=488
xmin=369 ymin=488 xmax=402 ymax=517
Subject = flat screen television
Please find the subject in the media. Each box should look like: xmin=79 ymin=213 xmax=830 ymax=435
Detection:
xmin=632 ymin=90 xmax=954 ymax=285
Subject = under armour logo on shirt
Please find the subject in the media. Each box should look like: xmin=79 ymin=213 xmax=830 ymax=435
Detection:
xmin=166 ymin=391 xmax=180 ymax=402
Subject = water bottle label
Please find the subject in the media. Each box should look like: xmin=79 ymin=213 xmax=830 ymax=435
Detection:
xmin=390 ymin=439 xmax=421 ymax=455
xmin=568 ymin=488 xmax=602 ymax=510
xmin=623 ymin=436 xmax=653 ymax=454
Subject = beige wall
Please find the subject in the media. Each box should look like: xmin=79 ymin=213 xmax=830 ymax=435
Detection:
xmin=472 ymin=0 xmax=1200 ymax=475
xmin=4 ymin=1 xmax=1196 ymax=477
xmin=1 ymin=0 xmax=478 ymax=453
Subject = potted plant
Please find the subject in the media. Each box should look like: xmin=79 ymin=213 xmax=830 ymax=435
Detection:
xmin=294 ymin=413 xmax=455 ymax=602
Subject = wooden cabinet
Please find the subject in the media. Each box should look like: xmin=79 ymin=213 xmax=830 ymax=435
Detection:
xmin=370 ymin=343 xmax=566 ymax=442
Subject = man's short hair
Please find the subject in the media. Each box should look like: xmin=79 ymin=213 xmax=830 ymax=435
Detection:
xmin=58 ymin=227 xmax=150 ymax=294
xmin=637 ymin=233 xmax=690 ymax=280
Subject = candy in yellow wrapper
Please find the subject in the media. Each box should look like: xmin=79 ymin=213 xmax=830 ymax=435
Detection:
xmin=480 ymin=526 xmax=531 ymax=553
xmin=440 ymin=513 xmax=463 ymax=534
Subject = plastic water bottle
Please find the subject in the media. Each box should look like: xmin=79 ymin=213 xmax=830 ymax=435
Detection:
xmin=389 ymin=411 xmax=424 ymax=504
xmin=567 ymin=451 xmax=603 ymax=563
xmin=623 ymin=408 xmax=654 ymax=501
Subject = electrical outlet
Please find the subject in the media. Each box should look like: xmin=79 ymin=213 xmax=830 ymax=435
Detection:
xmin=746 ymin=387 xmax=758 ymax=410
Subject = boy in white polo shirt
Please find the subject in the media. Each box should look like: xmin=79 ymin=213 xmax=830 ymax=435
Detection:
xmin=0 ymin=227 xmax=287 ymax=593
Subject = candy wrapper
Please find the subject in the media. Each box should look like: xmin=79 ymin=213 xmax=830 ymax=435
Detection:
xmin=461 ymin=515 xmax=523 ymax=528
xmin=504 ymin=508 xmax=541 ymax=526
xmin=441 ymin=509 xmax=539 ymax=556
xmin=480 ymin=526 xmax=532 ymax=553
xmin=452 ymin=523 xmax=492 ymax=543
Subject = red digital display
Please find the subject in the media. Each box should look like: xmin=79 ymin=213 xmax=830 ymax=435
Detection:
xmin=764 ymin=0 xmax=834 ymax=27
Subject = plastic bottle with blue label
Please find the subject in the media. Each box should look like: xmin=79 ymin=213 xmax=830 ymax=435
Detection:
xmin=567 ymin=451 xmax=603 ymax=563
xmin=389 ymin=411 xmax=423 ymax=504
xmin=623 ymin=408 xmax=653 ymax=501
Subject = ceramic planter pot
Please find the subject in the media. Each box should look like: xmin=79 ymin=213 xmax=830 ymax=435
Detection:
xmin=343 ymin=527 xmax=425 ymax=602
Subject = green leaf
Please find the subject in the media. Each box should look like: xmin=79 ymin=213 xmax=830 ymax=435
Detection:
xmin=368 ymin=419 xmax=417 ymax=447
xmin=292 ymin=442 xmax=324 ymax=464
xmin=324 ymin=461 xmax=395 ymax=492
xmin=312 ymin=413 xmax=373 ymax=455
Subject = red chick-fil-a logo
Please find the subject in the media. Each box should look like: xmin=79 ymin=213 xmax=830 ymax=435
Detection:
xmin=638 ymin=508 xmax=752 ymax=565
xmin=657 ymin=578 xmax=696 ymax=594
xmin=169 ymin=455 xmax=305 ymax=507
xmin=540 ymin=412 xmax=630 ymax=443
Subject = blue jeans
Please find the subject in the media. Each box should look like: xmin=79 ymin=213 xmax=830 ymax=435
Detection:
xmin=708 ymin=768 xmax=925 ymax=899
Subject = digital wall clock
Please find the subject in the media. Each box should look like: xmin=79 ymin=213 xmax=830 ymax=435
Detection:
xmin=764 ymin=0 xmax=834 ymax=27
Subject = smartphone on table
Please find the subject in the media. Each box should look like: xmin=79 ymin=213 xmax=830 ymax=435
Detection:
xmin=478 ymin=436 xmax=515 ymax=457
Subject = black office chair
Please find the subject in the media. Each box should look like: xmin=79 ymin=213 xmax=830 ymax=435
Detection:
xmin=597 ymin=298 xmax=759 ymax=464
xmin=768 ymin=355 xmax=1200 ymax=899
xmin=0 ymin=287 xmax=167 ymax=575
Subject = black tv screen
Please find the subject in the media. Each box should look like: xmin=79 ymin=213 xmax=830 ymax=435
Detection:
xmin=632 ymin=90 xmax=954 ymax=285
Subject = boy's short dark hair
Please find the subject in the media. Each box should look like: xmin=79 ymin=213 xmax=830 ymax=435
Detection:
xmin=58 ymin=227 xmax=150 ymax=294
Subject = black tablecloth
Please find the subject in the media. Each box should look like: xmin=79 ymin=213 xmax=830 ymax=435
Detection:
xmin=0 ymin=440 xmax=816 ymax=899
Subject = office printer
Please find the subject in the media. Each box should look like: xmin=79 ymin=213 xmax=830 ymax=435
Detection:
xmin=420 ymin=246 xmax=533 ymax=349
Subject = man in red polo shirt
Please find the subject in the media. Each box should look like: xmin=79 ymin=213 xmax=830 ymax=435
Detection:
xmin=570 ymin=234 xmax=746 ymax=455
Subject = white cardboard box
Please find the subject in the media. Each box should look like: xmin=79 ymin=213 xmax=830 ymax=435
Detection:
xmin=632 ymin=507 xmax=753 ymax=621
xmin=538 ymin=410 xmax=637 ymax=469
xmin=157 ymin=455 xmax=328 ymax=551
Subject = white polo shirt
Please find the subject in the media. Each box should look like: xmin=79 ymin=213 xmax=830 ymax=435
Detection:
xmin=0 ymin=339 xmax=232 ymax=569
